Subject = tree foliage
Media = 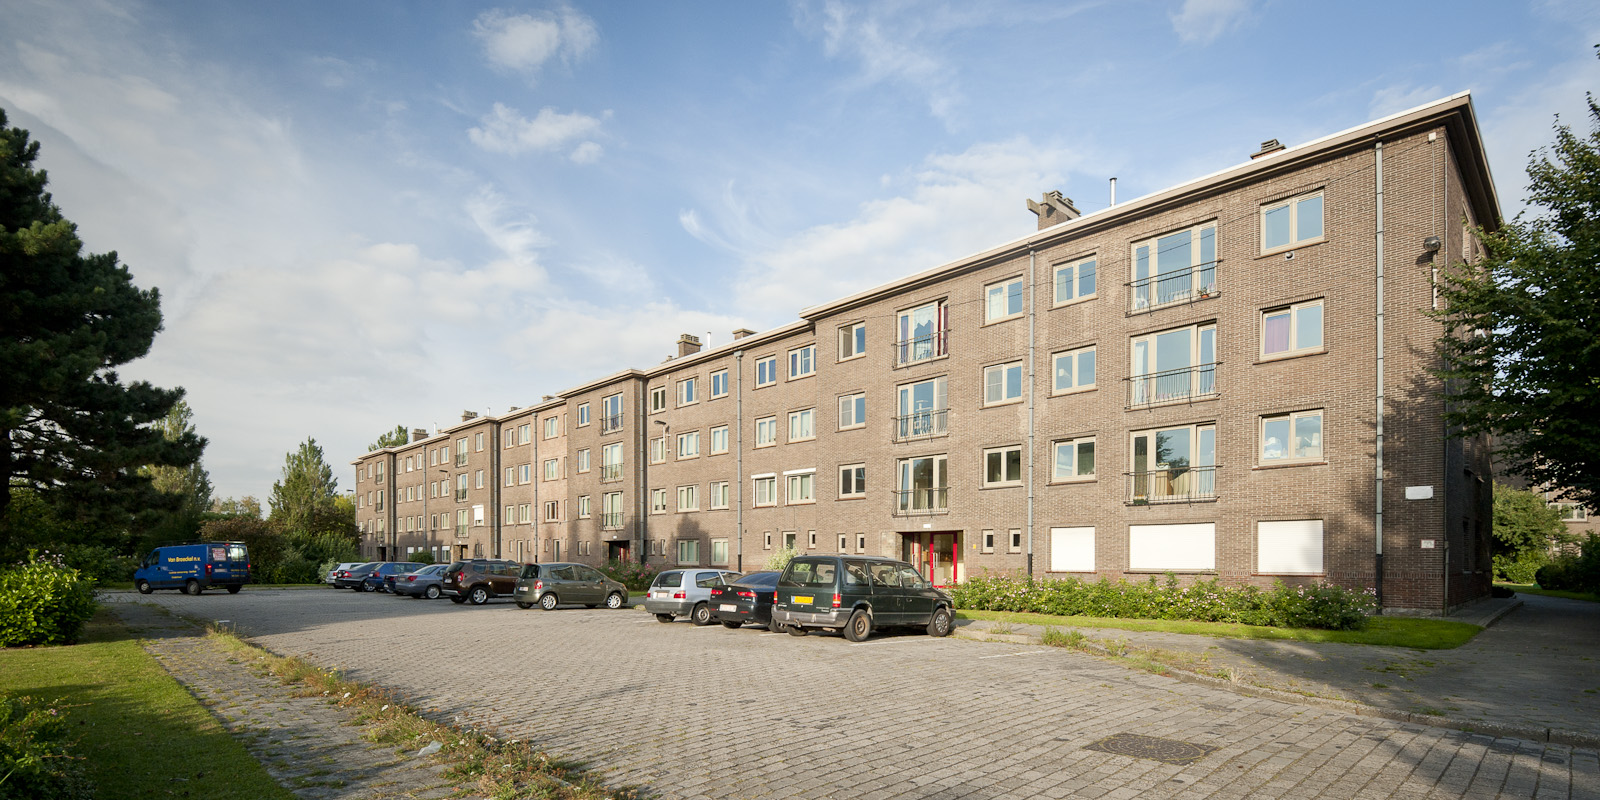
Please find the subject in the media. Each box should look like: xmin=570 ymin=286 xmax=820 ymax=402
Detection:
xmin=368 ymin=424 xmax=409 ymax=451
xmin=0 ymin=108 xmax=202 ymax=552
xmin=1435 ymin=94 xmax=1600 ymax=508
xmin=136 ymin=399 xmax=213 ymax=546
xmin=210 ymin=495 xmax=262 ymax=519
xmin=267 ymin=438 xmax=343 ymax=539
xmin=1490 ymin=482 xmax=1567 ymax=583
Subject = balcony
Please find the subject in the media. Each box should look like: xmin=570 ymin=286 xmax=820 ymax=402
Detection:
xmin=600 ymin=463 xmax=624 ymax=483
xmin=455 ymin=523 xmax=469 ymax=539
xmin=455 ymin=453 xmax=468 ymax=467
xmin=1126 ymin=466 xmax=1217 ymax=504
xmin=893 ymin=329 xmax=949 ymax=367
xmin=1126 ymin=363 xmax=1219 ymax=408
xmin=601 ymin=414 xmax=624 ymax=434
xmin=600 ymin=512 xmax=625 ymax=530
xmin=454 ymin=489 xmax=467 ymax=502
xmin=893 ymin=488 xmax=949 ymax=516
xmin=893 ymin=409 xmax=948 ymax=442
xmin=1127 ymin=261 xmax=1218 ymax=313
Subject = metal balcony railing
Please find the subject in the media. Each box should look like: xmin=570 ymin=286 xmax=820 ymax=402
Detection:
xmin=893 ymin=409 xmax=949 ymax=442
xmin=1126 ymin=363 xmax=1219 ymax=408
xmin=601 ymin=414 xmax=624 ymax=434
xmin=893 ymin=488 xmax=949 ymax=515
xmin=893 ymin=329 xmax=949 ymax=366
xmin=454 ymin=489 xmax=467 ymax=501
xmin=600 ymin=463 xmax=624 ymax=483
xmin=600 ymin=512 xmax=625 ymax=530
xmin=455 ymin=452 xmax=468 ymax=466
xmin=1126 ymin=466 xmax=1218 ymax=504
xmin=455 ymin=523 xmax=469 ymax=539
xmin=1127 ymin=261 xmax=1218 ymax=313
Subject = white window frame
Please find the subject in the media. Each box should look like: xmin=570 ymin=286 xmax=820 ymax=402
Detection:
xmin=504 ymin=467 xmax=515 ymax=488
xmin=895 ymin=299 xmax=948 ymax=366
xmin=1261 ymin=299 xmax=1325 ymax=359
xmin=1549 ymin=502 xmax=1588 ymax=522
xmin=649 ymin=386 xmax=667 ymax=413
xmin=519 ymin=464 xmax=531 ymax=484
xmin=839 ymin=463 xmax=866 ymax=498
xmin=1129 ymin=323 xmax=1216 ymax=407
xmin=785 ymin=469 xmax=816 ymax=505
xmin=1052 ymin=437 xmax=1096 ymax=482
xmin=755 ymin=416 xmax=777 ymax=448
xmin=1008 ymin=529 xmax=1022 ymax=554
xmin=789 ymin=344 xmax=816 ymax=379
xmin=709 ymin=481 xmax=730 ymax=510
xmin=839 ymin=322 xmax=866 ymax=361
xmin=543 ymin=458 xmax=560 ymax=480
xmin=545 ymin=417 xmax=559 ymax=439
xmin=1052 ymin=345 xmax=1096 ymax=394
xmin=752 ymin=475 xmax=777 ymax=507
xmin=1260 ymin=409 xmax=1324 ymax=465
xmin=984 ymin=276 xmax=1025 ymax=323
xmin=651 ymin=488 xmax=668 ymax=514
xmin=678 ymin=377 xmax=698 ymax=407
xmin=1053 ymin=255 xmax=1097 ymax=306
xmin=710 ymin=369 xmax=729 ymax=399
xmin=983 ymin=445 xmax=1023 ymax=487
xmin=676 ymin=538 xmax=699 ymax=565
xmin=1261 ymin=190 xmax=1325 ymax=254
xmin=576 ymin=449 xmax=590 ymax=473
xmin=475 ymin=432 xmax=485 ymax=451
xmin=577 ymin=403 xmax=590 ymax=427
xmin=709 ymin=425 xmax=729 ymax=455
xmin=677 ymin=484 xmax=699 ymax=512
xmin=650 ymin=436 xmax=667 ymax=464
xmin=518 ymin=423 xmax=531 ymax=444
xmin=711 ymin=538 xmax=729 ymax=566
xmin=981 ymin=529 xmax=996 ymax=554
xmin=1130 ymin=220 xmax=1218 ymax=312
xmin=983 ymin=361 xmax=1024 ymax=406
xmin=788 ymin=408 xmax=816 ymax=442
xmin=577 ymin=495 xmax=591 ymax=519
xmin=838 ymin=392 xmax=866 ymax=430
xmin=755 ymin=356 xmax=778 ymax=387
xmin=676 ymin=430 xmax=700 ymax=459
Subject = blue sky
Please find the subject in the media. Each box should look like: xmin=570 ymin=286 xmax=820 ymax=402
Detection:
xmin=2 ymin=0 xmax=1597 ymax=503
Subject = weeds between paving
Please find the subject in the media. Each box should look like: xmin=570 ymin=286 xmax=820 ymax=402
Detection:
xmin=958 ymin=609 xmax=1483 ymax=649
xmin=207 ymin=628 xmax=640 ymax=800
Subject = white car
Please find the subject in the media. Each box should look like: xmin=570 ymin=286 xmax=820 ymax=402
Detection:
xmin=643 ymin=569 xmax=742 ymax=625
xmin=324 ymin=562 xmax=363 ymax=586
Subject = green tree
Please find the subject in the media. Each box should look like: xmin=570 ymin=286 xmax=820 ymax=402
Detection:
xmin=1491 ymin=482 xmax=1568 ymax=583
xmin=137 ymin=399 xmax=213 ymax=546
xmin=1435 ymin=93 xmax=1600 ymax=508
xmin=210 ymin=495 xmax=263 ymax=519
xmin=268 ymin=438 xmax=338 ymax=537
xmin=368 ymin=424 xmax=409 ymax=451
xmin=0 ymin=108 xmax=202 ymax=552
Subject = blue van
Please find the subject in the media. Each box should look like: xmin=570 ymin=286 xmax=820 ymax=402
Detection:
xmin=134 ymin=542 xmax=251 ymax=595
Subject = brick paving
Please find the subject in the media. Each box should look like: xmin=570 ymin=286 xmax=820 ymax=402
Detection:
xmin=111 ymin=589 xmax=1600 ymax=799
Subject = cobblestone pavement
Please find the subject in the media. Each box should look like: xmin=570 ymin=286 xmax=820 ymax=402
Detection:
xmin=109 ymin=599 xmax=471 ymax=799
xmin=114 ymin=589 xmax=1600 ymax=800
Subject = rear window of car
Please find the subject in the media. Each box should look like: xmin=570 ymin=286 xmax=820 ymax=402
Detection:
xmin=652 ymin=571 xmax=683 ymax=588
xmin=735 ymin=573 xmax=779 ymax=589
xmin=780 ymin=560 xmax=837 ymax=588
xmin=519 ymin=564 xmax=541 ymax=579
xmin=695 ymin=571 xmax=729 ymax=588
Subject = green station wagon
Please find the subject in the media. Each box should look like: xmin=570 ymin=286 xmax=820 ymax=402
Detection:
xmin=772 ymin=555 xmax=954 ymax=642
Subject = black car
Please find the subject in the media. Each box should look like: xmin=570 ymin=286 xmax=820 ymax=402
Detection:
xmin=332 ymin=562 xmax=380 ymax=590
xmin=772 ymin=555 xmax=954 ymax=642
xmin=443 ymin=559 xmax=522 ymax=605
xmin=707 ymin=571 xmax=780 ymax=629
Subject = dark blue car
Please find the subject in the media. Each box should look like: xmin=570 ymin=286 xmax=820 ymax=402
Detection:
xmin=359 ymin=562 xmax=425 ymax=593
xmin=134 ymin=542 xmax=251 ymax=595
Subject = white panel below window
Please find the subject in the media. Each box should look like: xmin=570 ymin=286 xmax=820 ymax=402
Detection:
xmin=1257 ymin=520 xmax=1324 ymax=574
xmin=1129 ymin=523 xmax=1215 ymax=571
xmin=1049 ymin=527 xmax=1096 ymax=572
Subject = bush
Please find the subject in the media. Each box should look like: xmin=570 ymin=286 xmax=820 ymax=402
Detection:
xmin=763 ymin=547 xmax=797 ymax=572
xmin=600 ymin=560 xmax=660 ymax=592
xmin=948 ymin=573 xmax=1377 ymax=631
xmin=1536 ymin=533 xmax=1600 ymax=593
xmin=0 ymin=694 xmax=91 ymax=799
xmin=0 ymin=552 xmax=99 ymax=646
xmin=57 ymin=545 xmax=137 ymax=584
xmin=1493 ymin=553 xmax=1545 ymax=585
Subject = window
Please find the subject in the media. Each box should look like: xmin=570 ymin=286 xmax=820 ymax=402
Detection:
xmin=896 ymin=455 xmax=948 ymax=513
xmin=544 ymin=501 xmax=560 ymax=522
xmin=678 ymin=378 xmax=697 ymax=406
xmin=456 ymin=509 xmax=468 ymax=534
xmin=838 ymin=534 xmax=850 ymax=553
xmin=1260 ymin=410 xmax=1323 ymax=464
xmin=676 ymin=431 xmax=700 ymax=459
xmin=756 ymin=356 xmax=778 ymax=387
xmin=755 ymin=416 xmax=777 ymax=448
xmin=503 ymin=431 xmax=514 ymax=449
xmin=537 ymin=458 xmax=554 ymax=480
xmin=1262 ymin=191 xmax=1324 ymax=252
xmin=808 ymin=531 xmax=818 ymax=549
xmin=518 ymin=423 xmax=531 ymax=444
xmin=429 ymin=450 xmax=437 ymax=467
xmin=577 ymin=403 xmax=590 ymax=427
xmin=709 ymin=481 xmax=730 ymax=510
xmin=984 ymin=446 xmax=1023 ymax=487
xmin=601 ymin=443 xmax=623 ymax=482
xmin=1550 ymin=502 xmax=1588 ymax=522
xmin=838 ymin=393 xmax=866 ymax=429
xmin=677 ymin=539 xmax=699 ymax=565
xmin=786 ymin=470 xmax=815 ymax=504
xmin=677 ymin=485 xmax=699 ymax=512
xmin=711 ymin=538 xmax=729 ymax=566
xmin=856 ymin=534 xmax=866 ymax=553
xmin=1052 ymin=346 xmax=1096 ymax=394
xmin=578 ymin=495 xmax=591 ymax=518
xmin=896 ymin=376 xmax=948 ymax=440
xmin=455 ymin=438 xmax=468 ymax=466
xmin=602 ymin=393 xmax=624 ymax=433
xmin=520 ymin=504 xmax=532 ymax=524
xmin=985 ymin=277 xmax=1024 ymax=322
xmin=375 ymin=490 xmax=385 ymax=510
xmin=1130 ymin=424 xmax=1216 ymax=502
xmin=1009 ymin=529 xmax=1022 ymax=553
xmin=650 ymin=436 xmax=667 ymax=463
xmin=983 ymin=361 xmax=1023 ymax=405
xmin=519 ymin=464 xmax=531 ymax=484
xmin=839 ymin=464 xmax=866 ymax=498
xmin=475 ymin=432 xmax=485 ymax=451
xmin=753 ymin=475 xmax=777 ymax=507
xmin=577 ymin=449 xmax=590 ymax=473
xmin=896 ymin=299 xmax=948 ymax=365
xmin=710 ymin=425 xmax=729 ymax=454
xmin=456 ymin=473 xmax=468 ymax=500
xmin=504 ymin=467 xmax=515 ymax=488
xmin=1053 ymin=256 xmax=1097 ymax=304
xmin=1049 ymin=527 xmax=1095 ymax=572
xmin=1129 ymin=323 xmax=1215 ymax=407
xmin=651 ymin=488 xmax=668 ymax=513
xmin=1130 ymin=523 xmax=1215 ymax=571
xmin=765 ymin=532 xmax=773 ymax=550
xmin=473 ymin=504 xmax=485 ymax=525
xmin=788 ymin=408 xmax=815 ymax=441
xmin=475 ymin=470 xmax=485 ymax=489
xmin=649 ymin=386 xmax=667 ymax=413
xmin=789 ymin=344 xmax=816 ymax=379
xmin=602 ymin=492 xmax=624 ymax=528
xmin=839 ymin=322 xmax=866 ymax=361
xmin=1131 ymin=221 xmax=1217 ymax=311
xmin=1262 ymin=299 xmax=1324 ymax=358
xmin=504 ymin=504 xmax=515 ymax=522
xmin=982 ymin=530 xmax=996 ymax=553
xmin=710 ymin=369 xmax=728 ymax=398
xmin=1258 ymin=520 xmax=1324 ymax=574
xmin=1052 ymin=438 xmax=1096 ymax=481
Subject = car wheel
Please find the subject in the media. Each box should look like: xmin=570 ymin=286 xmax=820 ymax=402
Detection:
xmin=184 ymin=579 xmax=202 ymax=596
xmin=720 ymin=620 xmax=742 ymax=630
xmin=469 ymin=586 xmax=490 ymax=605
xmin=655 ymin=613 xmax=674 ymax=623
xmin=450 ymin=596 xmax=467 ymax=604
xmin=691 ymin=603 xmax=713 ymax=626
xmin=786 ymin=625 xmax=808 ymax=637
xmin=516 ymin=601 xmax=533 ymax=610
xmin=844 ymin=609 xmax=873 ymax=642
xmin=226 ymin=584 xmax=241 ymax=594
xmin=767 ymin=618 xmax=783 ymax=633
xmin=926 ymin=606 xmax=953 ymax=637
xmin=136 ymin=580 xmax=152 ymax=595
xmin=604 ymin=592 xmax=625 ymax=609
xmin=539 ymin=592 xmax=559 ymax=611
xmin=424 ymin=585 xmax=441 ymax=600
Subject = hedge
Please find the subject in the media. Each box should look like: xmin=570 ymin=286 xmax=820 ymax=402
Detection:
xmin=0 ymin=552 xmax=98 ymax=647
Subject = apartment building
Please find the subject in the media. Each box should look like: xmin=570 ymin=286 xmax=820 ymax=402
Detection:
xmin=354 ymin=93 xmax=1499 ymax=613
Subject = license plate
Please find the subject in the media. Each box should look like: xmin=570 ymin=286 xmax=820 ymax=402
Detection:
xmin=793 ymin=595 xmax=813 ymax=605
xmin=719 ymin=604 xmax=737 ymax=612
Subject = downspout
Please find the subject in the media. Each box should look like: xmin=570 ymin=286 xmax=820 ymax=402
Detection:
xmin=638 ymin=383 xmax=648 ymax=564
xmin=1025 ymin=248 xmax=1037 ymax=578
xmin=1374 ymin=140 xmax=1386 ymax=610
xmin=735 ymin=351 xmax=745 ymax=571
xmin=532 ymin=419 xmax=540 ymax=564
xmin=491 ymin=422 xmax=501 ymax=560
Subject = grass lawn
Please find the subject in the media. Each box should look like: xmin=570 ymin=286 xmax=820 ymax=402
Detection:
xmin=955 ymin=609 xmax=1482 ymax=650
xmin=0 ymin=610 xmax=294 ymax=800
xmin=1496 ymin=582 xmax=1600 ymax=603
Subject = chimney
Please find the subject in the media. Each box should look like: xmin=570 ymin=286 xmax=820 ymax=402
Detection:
xmin=461 ymin=410 xmax=478 ymax=422
xmin=1251 ymin=139 xmax=1286 ymax=159
xmin=732 ymin=328 xmax=756 ymax=341
xmin=1026 ymin=191 xmax=1081 ymax=231
xmin=677 ymin=333 xmax=703 ymax=357
xmin=411 ymin=427 xmax=428 ymax=443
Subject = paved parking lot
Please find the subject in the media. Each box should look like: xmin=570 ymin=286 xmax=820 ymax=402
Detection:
xmin=117 ymin=589 xmax=1600 ymax=799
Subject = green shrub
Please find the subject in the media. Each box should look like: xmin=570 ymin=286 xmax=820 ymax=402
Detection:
xmin=948 ymin=572 xmax=1376 ymax=631
xmin=0 ymin=552 xmax=99 ymax=646
xmin=1537 ymin=533 xmax=1600 ymax=593
xmin=57 ymin=545 xmax=136 ymax=585
xmin=763 ymin=547 xmax=798 ymax=572
xmin=600 ymin=560 xmax=660 ymax=592
xmin=1494 ymin=553 xmax=1546 ymax=584
xmin=0 ymin=694 xmax=91 ymax=799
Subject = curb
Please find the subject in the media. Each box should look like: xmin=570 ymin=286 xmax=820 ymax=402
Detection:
xmin=1474 ymin=598 xmax=1523 ymax=629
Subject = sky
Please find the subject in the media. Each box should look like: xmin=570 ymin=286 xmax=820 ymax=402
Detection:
xmin=2 ymin=0 xmax=1597 ymax=504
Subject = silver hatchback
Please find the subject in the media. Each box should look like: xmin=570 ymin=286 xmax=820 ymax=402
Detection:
xmin=643 ymin=569 xmax=741 ymax=625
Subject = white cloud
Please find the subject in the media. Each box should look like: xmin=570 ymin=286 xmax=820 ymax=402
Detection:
xmin=1368 ymin=83 xmax=1446 ymax=120
xmin=1170 ymin=0 xmax=1254 ymax=44
xmin=472 ymin=6 xmax=598 ymax=77
xmin=467 ymin=103 xmax=608 ymax=159
xmin=801 ymin=0 xmax=964 ymax=123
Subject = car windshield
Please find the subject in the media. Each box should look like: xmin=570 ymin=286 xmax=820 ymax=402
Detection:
xmin=651 ymin=571 xmax=683 ymax=588
xmin=519 ymin=564 xmax=541 ymax=579
xmin=780 ymin=560 xmax=836 ymax=588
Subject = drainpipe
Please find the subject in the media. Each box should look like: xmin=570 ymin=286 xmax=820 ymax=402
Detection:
xmin=1374 ymin=140 xmax=1386 ymax=610
xmin=638 ymin=383 xmax=648 ymax=564
xmin=735 ymin=350 xmax=745 ymax=571
xmin=1026 ymin=248 xmax=1037 ymax=578
xmin=532 ymin=418 xmax=540 ymax=564
xmin=491 ymin=422 xmax=502 ymax=560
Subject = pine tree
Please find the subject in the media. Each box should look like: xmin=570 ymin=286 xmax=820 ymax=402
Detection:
xmin=268 ymin=438 xmax=339 ymax=537
xmin=368 ymin=424 xmax=409 ymax=451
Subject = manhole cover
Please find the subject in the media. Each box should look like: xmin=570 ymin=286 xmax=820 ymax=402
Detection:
xmin=1084 ymin=733 xmax=1218 ymax=765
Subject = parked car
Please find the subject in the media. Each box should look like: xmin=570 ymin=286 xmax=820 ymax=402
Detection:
xmin=512 ymin=562 xmax=628 ymax=610
xmin=442 ymin=559 xmax=522 ymax=605
xmin=388 ymin=564 xmax=447 ymax=598
xmin=333 ymin=562 xmax=381 ymax=590
xmin=643 ymin=569 xmax=742 ymax=625
xmin=133 ymin=541 xmax=251 ymax=595
xmin=359 ymin=561 xmax=424 ymax=592
xmin=325 ymin=562 xmax=362 ymax=586
xmin=707 ymin=571 xmax=780 ymax=629
xmin=772 ymin=555 xmax=953 ymax=642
